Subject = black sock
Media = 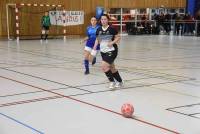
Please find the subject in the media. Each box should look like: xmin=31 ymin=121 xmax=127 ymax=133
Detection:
xmin=112 ymin=71 xmax=122 ymax=82
xmin=105 ymin=70 xmax=114 ymax=82
xmin=45 ymin=34 xmax=48 ymax=40
xmin=84 ymin=59 xmax=89 ymax=71
xmin=41 ymin=34 xmax=44 ymax=39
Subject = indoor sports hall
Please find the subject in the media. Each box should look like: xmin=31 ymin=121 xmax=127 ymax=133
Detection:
xmin=0 ymin=0 xmax=200 ymax=134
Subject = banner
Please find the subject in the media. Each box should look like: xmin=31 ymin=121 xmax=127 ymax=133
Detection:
xmin=49 ymin=11 xmax=84 ymax=26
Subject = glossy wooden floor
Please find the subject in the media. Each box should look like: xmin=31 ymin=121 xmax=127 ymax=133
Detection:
xmin=0 ymin=35 xmax=200 ymax=134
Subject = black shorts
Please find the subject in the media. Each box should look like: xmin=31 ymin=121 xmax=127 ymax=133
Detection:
xmin=100 ymin=44 xmax=118 ymax=64
xmin=42 ymin=26 xmax=50 ymax=30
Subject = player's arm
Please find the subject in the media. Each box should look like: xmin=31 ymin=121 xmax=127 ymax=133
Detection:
xmin=108 ymin=34 xmax=120 ymax=46
xmin=81 ymin=36 xmax=89 ymax=44
xmin=81 ymin=27 xmax=90 ymax=44
xmin=41 ymin=16 xmax=44 ymax=26
xmin=93 ymin=37 xmax=99 ymax=50
xmin=93 ymin=28 xmax=100 ymax=50
xmin=91 ymin=38 xmax=99 ymax=56
xmin=108 ymin=28 xmax=121 ymax=47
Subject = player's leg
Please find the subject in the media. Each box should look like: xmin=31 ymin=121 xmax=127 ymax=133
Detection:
xmin=91 ymin=44 xmax=100 ymax=65
xmin=110 ymin=63 xmax=123 ymax=88
xmin=45 ymin=29 xmax=49 ymax=40
xmin=101 ymin=60 xmax=116 ymax=89
xmin=41 ymin=27 xmax=45 ymax=40
xmin=44 ymin=26 xmax=50 ymax=40
xmin=84 ymin=46 xmax=92 ymax=74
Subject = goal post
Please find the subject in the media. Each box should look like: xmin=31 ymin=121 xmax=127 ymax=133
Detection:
xmin=6 ymin=3 xmax=64 ymax=41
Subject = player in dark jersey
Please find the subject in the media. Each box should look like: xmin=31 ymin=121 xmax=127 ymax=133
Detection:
xmin=81 ymin=17 xmax=100 ymax=74
xmin=41 ymin=12 xmax=51 ymax=40
xmin=92 ymin=14 xmax=123 ymax=89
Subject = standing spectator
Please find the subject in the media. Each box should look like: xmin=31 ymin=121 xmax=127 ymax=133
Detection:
xmin=41 ymin=12 xmax=51 ymax=40
xmin=164 ymin=12 xmax=171 ymax=34
xmin=183 ymin=13 xmax=190 ymax=35
xmin=175 ymin=13 xmax=183 ymax=35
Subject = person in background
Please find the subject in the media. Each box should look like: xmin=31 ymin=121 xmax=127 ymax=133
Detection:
xmin=81 ymin=17 xmax=100 ymax=75
xmin=41 ymin=12 xmax=51 ymax=40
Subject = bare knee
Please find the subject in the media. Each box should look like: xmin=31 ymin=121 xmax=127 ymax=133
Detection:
xmin=101 ymin=62 xmax=110 ymax=72
xmin=110 ymin=64 xmax=117 ymax=73
xmin=84 ymin=51 xmax=90 ymax=60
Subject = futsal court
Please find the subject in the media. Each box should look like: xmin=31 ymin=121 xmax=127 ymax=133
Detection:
xmin=1 ymin=0 xmax=200 ymax=133
xmin=0 ymin=35 xmax=200 ymax=134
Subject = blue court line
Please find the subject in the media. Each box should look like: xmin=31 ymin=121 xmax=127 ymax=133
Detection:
xmin=0 ymin=112 xmax=44 ymax=134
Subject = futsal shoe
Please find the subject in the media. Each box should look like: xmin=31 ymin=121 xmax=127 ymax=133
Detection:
xmin=84 ymin=70 xmax=90 ymax=75
xmin=115 ymin=82 xmax=124 ymax=88
xmin=109 ymin=82 xmax=115 ymax=89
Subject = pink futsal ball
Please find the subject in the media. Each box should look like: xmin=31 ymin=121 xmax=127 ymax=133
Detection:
xmin=121 ymin=103 xmax=134 ymax=118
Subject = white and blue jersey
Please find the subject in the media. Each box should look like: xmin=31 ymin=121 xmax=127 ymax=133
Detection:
xmin=85 ymin=25 xmax=100 ymax=52
xmin=96 ymin=26 xmax=118 ymax=53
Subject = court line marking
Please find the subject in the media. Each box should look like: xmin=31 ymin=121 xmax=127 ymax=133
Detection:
xmin=166 ymin=109 xmax=200 ymax=120
xmin=167 ymin=103 xmax=200 ymax=110
xmin=119 ymin=67 xmax=200 ymax=87
xmin=0 ymin=75 xmax=180 ymax=134
xmin=0 ymin=78 xmax=194 ymax=108
xmin=0 ymin=81 xmax=186 ymax=107
xmin=188 ymin=113 xmax=200 ymax=116
xmin=1 ymin=49 xmax=197 ymax=84
xmin=2 ymin=41 xmax=200 ymax=63
xmin=0 ymin=87 xmax=70 ymax=98
xmin=0 ymin=75 xmax=191 ymax=99
xmin=0 ymin=96 xmax=62 ymax=107
xmin=0 ymin=112 xmax=44 ymax=134
xmin=0 ymin=67 xmax=196 ymax=99
xmin=0 ymin=75 xmax=171 ymax=98
xmin=0 ymin=67 xmax=93 ymax=93
xmin=166 ymin=103 xmax=200 ymax=120
xmin=0 ymin=45 xmax=198 ymax=82
xmin=2 ymin=39 xmax=200 ymax=71
xmin=0 ymin=46 xmax=80 ymax=62
xmin=119 ymin=67 xmax=195 ymax=80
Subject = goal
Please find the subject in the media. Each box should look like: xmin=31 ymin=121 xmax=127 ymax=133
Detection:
xmin=6 ymin=3 xmax=65 ymax=40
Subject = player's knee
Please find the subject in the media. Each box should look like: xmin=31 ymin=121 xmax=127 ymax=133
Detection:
xmin=111 ymin=68 xmax=117 ymax=73
xmin=101 ymin=64 xmax=109 ymax=72
xmin=84 ymin=51 xmax=90 ymax=60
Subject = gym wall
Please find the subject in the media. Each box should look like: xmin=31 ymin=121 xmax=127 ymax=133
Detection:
xmin=0 ymin=0 xmax=186 ymax=38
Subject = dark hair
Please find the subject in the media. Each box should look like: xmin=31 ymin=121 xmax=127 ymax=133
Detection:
xmin=91 ymin=16 xmax=97 ymax=19
xmin=101 ymin=14 xmax=110 ymax=20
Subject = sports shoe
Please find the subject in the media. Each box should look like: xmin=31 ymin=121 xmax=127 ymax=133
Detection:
xmin=109 ymin=82 xmax=115 ymax=89
xmin=115 ymin=82 xmax=124 ymax=88
xmin=84 ymin=70 xmax=90 ymax=75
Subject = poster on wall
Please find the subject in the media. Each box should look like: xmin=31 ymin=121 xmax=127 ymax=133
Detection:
xmin=49 ymin=11 xmax=84 ymax=26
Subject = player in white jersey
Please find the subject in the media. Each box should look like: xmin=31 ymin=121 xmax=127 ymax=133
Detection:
xmin=92 ymin=14 xmax=123 ymax=89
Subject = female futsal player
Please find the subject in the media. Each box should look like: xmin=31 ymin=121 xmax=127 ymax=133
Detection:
xmin=92 ymin=14 xmax=123 ymax=89
xmin=82 ymin=17 xmax=100 ymax=75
